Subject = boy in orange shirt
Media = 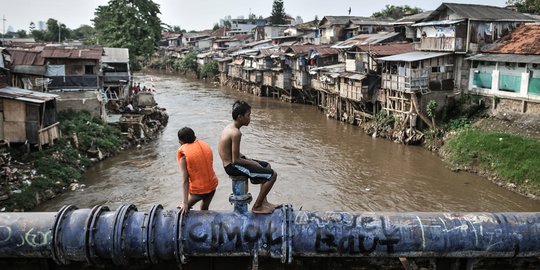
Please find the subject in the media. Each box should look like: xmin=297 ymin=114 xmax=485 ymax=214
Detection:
xmin=177 ymin=127 xmax=218 ymax=214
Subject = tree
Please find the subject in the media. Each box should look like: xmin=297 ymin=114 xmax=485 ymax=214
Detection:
xmin=271 ymin=0 xmax=287 ymax=25
xmin=507 ymin=0 xmax=540 ymax=14
xmin=15 ymin=30 xmax=27 ymax=38
xmin=372 ymin=5 xmax=423 ymax=20
xmin=73 ymin=25 xmax=96 ymax=44
xmin=213 ymin=23 xmax=220 ymax=31
xmin=29 ymin=22 xmax=36 ymax=33
xmin=93 ymin=0 xmax=162 ymax=61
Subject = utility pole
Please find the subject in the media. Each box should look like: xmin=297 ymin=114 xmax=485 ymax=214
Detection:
xmin=2 ymin=15 xmax=6 ymax=44
xmin=58 ymin=21 xmax=61 ymax=43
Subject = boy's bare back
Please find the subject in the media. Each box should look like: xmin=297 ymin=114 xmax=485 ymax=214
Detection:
xmin=218 ymin=123 xmax=241 ymax=167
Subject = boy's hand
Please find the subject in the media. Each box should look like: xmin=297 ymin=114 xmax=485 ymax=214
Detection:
xmin=178 ymin=202 xmax=189 ymax=215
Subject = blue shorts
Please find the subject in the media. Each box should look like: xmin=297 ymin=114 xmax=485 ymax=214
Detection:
xmin=224 ymin=159 xmax=274 ymax=184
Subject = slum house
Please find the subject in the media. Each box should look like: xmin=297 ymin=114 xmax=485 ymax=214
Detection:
xmin=216 ymin=57 xmax=232 ymax=85
xmin=0 ymin=87 xmax=59 ymax=149
xmin=41 ymin=46 xmax=105 ymax=118
xmin=284 ymin=20 xmax=320 ymax=44
xmin=226 ymin=48 xmax=260 ymax=92
xmin=0 ymin=48 xmax=11 ymax=89
xmin=318 ymin=16 xmax=357 ymax=44
xmin=392 ymin=11 xmax=433 ymax=41
xmin=378 ymin=51 xmax=455 ymax=129
xmin=412 ymin=3 xmax=537 ymax=90
xmin=182 ymin=33 xmax=210 ymax=50
xmin=332 ymin=32 xmax=408 ymax=65
xmin=101 ymin=47 xmax=130 ymax=103
xmin=310 ymin=63 xmax=345 ymax=118
xmin=7 ymin=48 xmax=50 ymax=91
xmin=466 ymin=24 xmax=540 ymax=113
xmin=334 ymin=43 xmax=417 ymax=123
xmin=343 ymin=17 xmax=395 ymax=39
xmin=282 ymin=45 xmax=339 ymax=103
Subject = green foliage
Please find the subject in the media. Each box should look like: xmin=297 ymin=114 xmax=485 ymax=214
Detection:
xmin=198 ymin=61 xmax=219 ymax=78
xmin=271 ymin=0 xmax=287 ymax=25
xmin=445 ymin=118 xmax=471 ymax=131
xmin=72 ymin=25 xmax=97 ymax=44
xmin=507 ymin=0 xmax=540 ymax=14
xmin=375 ymin=111 xmax=395 ymax=126
xmin=445 ymin=130 xmax=540 ymax=187
xmin=58 ymin=110 xmax=122 ymax=153
xmin=426 ymin=100 xmax=438 ymax=118
xmin=213 ymin=23 xmax=220 ymax=31
xmin=372 ymin=5 xmax=423 ymax=20
xmin=30 ymin=18 xmax=71 ymax=42
xmin=93 ymin=0 xmax=163 ymax=63
xmin=174 ymin=50 xmax=199 ymax=73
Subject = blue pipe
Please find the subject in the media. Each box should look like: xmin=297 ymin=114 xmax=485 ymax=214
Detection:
xmin=1 ymin=205 xmax=540 ymax=266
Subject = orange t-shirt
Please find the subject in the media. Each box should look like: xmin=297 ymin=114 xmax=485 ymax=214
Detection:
xmin=177 ymin=140 xmax=218 ymax=194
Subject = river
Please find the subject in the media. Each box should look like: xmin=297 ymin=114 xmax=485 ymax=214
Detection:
xmin=36 ymin=73 xmax=540 ymax=212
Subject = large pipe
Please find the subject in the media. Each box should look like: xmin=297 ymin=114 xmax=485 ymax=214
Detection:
xmin=1 ymin=205 xmax=540 ymax=266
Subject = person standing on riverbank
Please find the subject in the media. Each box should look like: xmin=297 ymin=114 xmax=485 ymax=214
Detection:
xmin=177 ymin=127 xmax=218 ymax=214
xmin=218 ymin=100 xmax=279 ymax=214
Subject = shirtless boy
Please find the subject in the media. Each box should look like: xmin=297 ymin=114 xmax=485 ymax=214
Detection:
xmin=218 ymin=100 xmax=279 ymax=214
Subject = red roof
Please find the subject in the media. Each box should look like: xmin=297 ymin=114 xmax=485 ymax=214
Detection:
xmin=485 ymin=24 xmax=540 ymax=55
xmin=356 ymin=43 xmax=415 ymax=57
xmin=41 ymin=46 xmax=103 ymax=60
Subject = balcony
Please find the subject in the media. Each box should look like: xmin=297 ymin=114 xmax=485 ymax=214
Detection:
xmin=382 ymin=69 xmax=429 ymax=93
xmin=415 ymin=37 xmax=465 ymax=52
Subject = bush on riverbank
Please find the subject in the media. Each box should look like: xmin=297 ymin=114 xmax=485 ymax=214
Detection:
xmin=443 ymin=129 xmax=540 ymax=196
xmin=3 ymin=111 xmax=125 ymax=211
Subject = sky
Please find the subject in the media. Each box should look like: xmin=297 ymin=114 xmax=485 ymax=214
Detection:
xmin=1 ymin=0 xmax=510 ymax=33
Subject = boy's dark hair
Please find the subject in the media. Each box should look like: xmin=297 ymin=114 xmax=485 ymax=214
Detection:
xmin=177 ymin=127 xmax=196 ymax=143
xmin=232 ymin=100 xmax=251 ymax=120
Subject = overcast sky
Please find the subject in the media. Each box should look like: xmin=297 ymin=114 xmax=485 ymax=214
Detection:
xmin=2 ymin=0 xmax=509 ymax=32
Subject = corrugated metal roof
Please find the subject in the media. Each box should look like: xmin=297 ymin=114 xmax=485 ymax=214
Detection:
xmin=41 ymin=46 xmax=103 ymax=60
xmin=426 ymin=3 xmax=535 ymax=21
xmin=319 ymin=16 xmax=356 ymax=26
xmin=349 ymin=17 xmax=394 ymax=26
xmin=484 ymin=24 xmax=540 ymax=55
xmin=286 ymin=45 xmax=338 ymax=56
xmin=377 ymin=51 xmax=451 ymax=62
xmin=332 ymin=32 xmax=402 ymax=48
xmin=102 ymin=48 xmax=129 ymax=63
xmin=0 ymin=87 xmax=58 ymax=103
xmin=412 ymin=19 xmax=464 ymax=27
xmin=339 ymin=72 xmax=366 ymax=80
xmin=8 ymin=49 xmax=45 ymax=65
xmin=310 ymin=63 xmax=345 ymax=73
xmin=466 ymin=53 xmax=540 ymax=64
xmin=355 ymin=43 xmax=415 ymax=57
xmin=395 ymin=11 xmax=434 ymax=24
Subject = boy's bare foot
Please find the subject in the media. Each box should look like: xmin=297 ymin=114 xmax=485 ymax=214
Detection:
xmin=263 ymin=199 xmax=282 ymax=209
xmin=252 ymin=204 xmax=274 ymax=214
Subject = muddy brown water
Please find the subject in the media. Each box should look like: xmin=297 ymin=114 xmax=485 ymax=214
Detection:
xmin=36 ymin=73 xmax=540 ymax=212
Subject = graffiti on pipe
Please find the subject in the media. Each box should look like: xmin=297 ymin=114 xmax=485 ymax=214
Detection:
xmin=188 ymin=217 xmax=282 ymax=249
xmin=296 ymin=212 xmax=401 ymax=254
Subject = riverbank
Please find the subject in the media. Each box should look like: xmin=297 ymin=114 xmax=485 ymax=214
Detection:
xmin=0 ymin=107 xmax=168 ymax=212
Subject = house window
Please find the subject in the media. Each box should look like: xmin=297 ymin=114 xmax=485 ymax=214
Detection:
xmin=518 ymin=63 xmax=526 ymax=68
xmin=85 ymin=65 xmax=95 ymax=75
xmin=431 ymin=66 xmax=441 ymax=73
